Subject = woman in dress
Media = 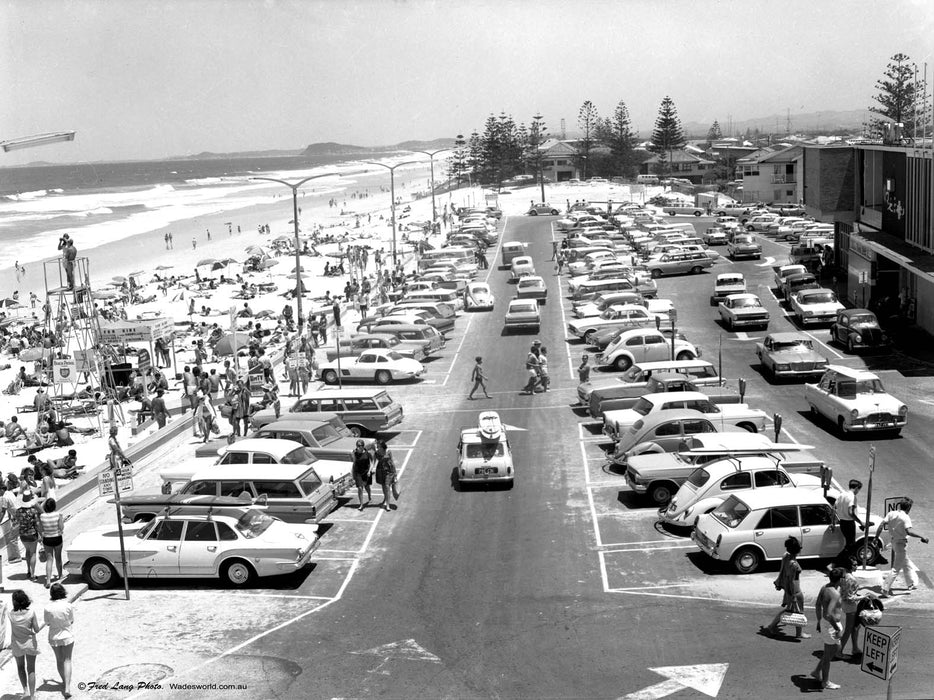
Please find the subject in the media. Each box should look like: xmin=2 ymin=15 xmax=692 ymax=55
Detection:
xmin=44 ymin=582 xmax=76 ymax=698
xmin=374 ymin=439 xmax=397 ymax=511
xmin=16 ymin=488 xmax=42 ymax=581
xmin=351 ymin=440 xmax=373 ymax=510
xmin=39 ymin=497 xmax=65 ymax=586
xmin=763 ymin=536 xmax=810 ymax=639
xmin=196 ymin=392 xmax=217 ymax=443
xmin=9 ymin=589 xmax=41 ymax=699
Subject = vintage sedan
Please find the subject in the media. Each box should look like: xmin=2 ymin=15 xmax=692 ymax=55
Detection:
xmin=645 ymin=251 xmax=715 ymax=278
xmin=755 ymin=332 xmax=829 ymax=382
xmin=718 ymin=293 xmax=770 ymax=331
xmin=804 ymin=365 xmax=907 ymax=435
xmin=773 ymin=264 xmax=808 ymax=293
xmin=692 ymin=489 xmax=883 ymax=574
xmin=527 ymin=203 xmax=561 ymax=216
xmin=789 ymin=287 xmax=844 ymax=325
xmin=573 ymin=291 xmax=644 ymax=318
xmin=608 ymin=409 xmax=722 ymax=468
xmin=515 ymin=275 xmax=548 ymax=304
xmin=596 ymin=328 xmax=699 ymax=371
xmin=503 ymin=299 xmax=540 ymax=333
xmin=255 ymin=419 xmax=371 ymax=460
xmin=727 ymin=233 xmax=762 ymax=260
xmin=830 ymin=308 xmax=890 ymax=352
xmin=317 ymin=349 xmax=424 ymax=385
xmin=567 ymin=304 xmax=655 ymax=343
xmin=66 ymin=507 xmax=320 ymax=588
xmin=465 ymin=282 xmax=495 ymax=311
xmin=603 ymin=391 xmax=767 ymax=440
xmin=510 ymin=255 xmax=536 ymax=280
xmin=710 ymin=273 xmax=746 ymax=305
xmin=703 ymin=227 xmax=730 ymax=246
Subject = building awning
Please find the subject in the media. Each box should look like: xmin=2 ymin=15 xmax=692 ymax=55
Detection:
xmin=853 ymin=229 xmax=934 ymax=278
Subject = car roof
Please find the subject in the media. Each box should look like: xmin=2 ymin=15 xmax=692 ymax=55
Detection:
xmin=683 ymin=432 xmax=773 ymax=449
xmin=633 ymin=359 xmax=714 ymax=370
xmin=716 ymin=273 xmax=744 ymax=281
xmin=508 ymin=299 xmax=538 ymax=308
xmin=796 ymin=287 xmax=834 ymax=296
xmin=301 ymin=387 xmax=388 ymax=399
xmin=217 ymin=438 xmax=303 ymax=458
xmin=188 ymin=463 xmax=318 ymax=482
xmin=642 ymin=391 xmax=707 ymax=403
xmin=635 ymin=409 xmax=713 ymax=428
xmin=841 ymin=307 xmax=872 ymax=315
xmin=729 ymin=486 xmax=828 ymax=510
xmin=257 ymin=419 xmax=329 ymax=431
xmin=518 ymin=276 xmax=545 ymax=284
xmin=725 ymin=293 xmax=759 ymax=301
xmin=765 ymin=332 xmax=811 ymax=342
xmin=821 ymin=364 xmax=881 ymax=380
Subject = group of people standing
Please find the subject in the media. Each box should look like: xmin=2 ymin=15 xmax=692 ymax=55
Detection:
xmin=521 ymin=341 xmax=550 ymax=394
xmin=351 ymin=439 xmax=400 ymax=512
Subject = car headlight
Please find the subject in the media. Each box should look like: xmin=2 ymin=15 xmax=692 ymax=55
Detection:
xmin=854 ymin=334 xmax=863 ymax=343
xmin=850 ymin=409 xmax=859 ymax=419
xmin=804 ymin=310 xmax=814 ymax=316
xmin=775 ymin=363 xmax=790 ymax=371
xmin=899 ymin=405 xmax=908 ymax=416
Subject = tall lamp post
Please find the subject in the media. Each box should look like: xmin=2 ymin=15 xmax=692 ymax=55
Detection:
xmin=364 ymin=161 xmax=419 ymax=267
xmin=410 ymin=149 xmax=448 ymax=224
xmin=253 ymin=173 xmax=342 ymax=334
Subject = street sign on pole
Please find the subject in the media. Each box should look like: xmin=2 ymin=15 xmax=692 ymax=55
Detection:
xmin=98 ymin=463 xmax=133 ymax=497
xmin=861 ymin=626 xmax=901 ymax=681
xmin=884 ymin=496 xmax=908 ymax=514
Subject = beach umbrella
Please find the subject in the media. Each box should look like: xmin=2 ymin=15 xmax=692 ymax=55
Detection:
xmin=245 ymin=245 xmax=264 ymax=255
xmin=221 ymin=257 xmax=239 ymax=264
xmin=214 ymin=332 xmax=250 ymax=356
xmin=259 ymin=258 xmax=279 ymax=269
xmin=210 ymin=261 xmax=228 ymax=271
xmin=92 ymin=290 xmax=121 ymax=300
xmin=112 ymin=276 xmax=127 ymax=284
xmin=0 ymin=298 xmax=22 ymax=308
xmin=291 ymin=265 xmax=305 ymax=273
xmin=155 ymin=264 xmax=173 ymax=270
xmin=196 ymin=258 xmax=218 ymax=267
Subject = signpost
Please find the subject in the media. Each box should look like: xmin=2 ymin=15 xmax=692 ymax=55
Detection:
xmin=99 ymin=460 xmax=133 ymax=600
xmin=884 ymin=496 xmax=908 ymax=515
xmin=862 ymin=626 xmax=900 ymax=681
xmin=862 ymin=446 xmax=876 ymax=569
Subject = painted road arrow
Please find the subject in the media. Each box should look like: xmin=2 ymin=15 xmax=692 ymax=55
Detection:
xmin=756 ymin=256 xmax=776 ymax=267
xmin=620 ymin=663 xmax=729 ymax=699
xmin=351 ymin=639 xmax=441 ymax=675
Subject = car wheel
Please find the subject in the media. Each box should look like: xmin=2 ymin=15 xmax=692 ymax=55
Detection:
xmin=347 ymin=425 xmax=366 ymax=438
xmin=649 ymin=482 xmax=676 ymax=505
xmin=375 ymin=370 xmax=391 ymax=385
xmin=614 ymin=355 xmax=633 ymax=371
xmin=691 ymin=266 xmax=703 ymax=274
xmin=837 ymin=417 xmax=848 ymax=436
xmin=650 ymin=269 xmax=661 ymax=279
xmin=83 ymin=558 xmax=118 ymax=590
xmin=746 ymin=225 xmax=755 ymax=232
xmin=550 ymin=209 xmax=559 ymax=215
xmin=694 ymin=211 xmax=702 ymax=217
xmin=529 ymin=210 xmax=538 ymax=216
xmin=737 ymin=422 xmax=757 ymax=433
xmin=676 ymin=351 xmax=695 ymax=361
xmin=584 ymin=329 xmax=597 ymax=344
xmin=221 ymin=558 xmax=256 ymax=588
xmin=322 ymin=369 xmax=338 ymax=385
xmin=732 ymin=546 xmax=762 ymax=574
xmin=854 ymin=538 xmax=881 ymax=567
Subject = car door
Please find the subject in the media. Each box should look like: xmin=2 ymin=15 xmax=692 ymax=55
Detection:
xmin=298 ymin=471 xmax=336 ymax=521
xmin=799 ymin=503 xmax=844 ymax=558
xmin=751 ymin=506 xmax=802 ymax=559
xmin=178 ymin=521 xmax=220 ymax=575
xmin=353 ymin=353 xmax=375 ymax=378
xmin=643 ymin=334 xmax=670 ymax=362
xmin=129 ymin=519 xmax=184 ymax=576
xmin=253 ymin=479 xmax=306 ymax=522
xmin=622 ymin=333 xmax=648 ymax=364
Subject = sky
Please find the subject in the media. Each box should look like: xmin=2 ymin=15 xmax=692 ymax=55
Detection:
xmin=2 ymin=0 xmax=933 ymax=165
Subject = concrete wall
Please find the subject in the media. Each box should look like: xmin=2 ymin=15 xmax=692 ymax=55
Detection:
xmin=803 ymin=146 xmax=857 ymax=222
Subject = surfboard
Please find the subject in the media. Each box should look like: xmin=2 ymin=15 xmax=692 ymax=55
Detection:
xmin=478 ymin=411 xmax=504 ymax=441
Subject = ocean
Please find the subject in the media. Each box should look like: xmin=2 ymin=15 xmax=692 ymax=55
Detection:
xmin=0 ymin=153 xmax=392 ymax=270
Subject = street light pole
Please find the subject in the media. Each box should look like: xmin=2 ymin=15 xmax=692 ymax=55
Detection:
xmin=364 ymin=161 xmax=420 ymax=268
xmin=253 ymin=173 xmax=342 ymax=335
xmin=411 ymin=149 xmax=448 ymax=225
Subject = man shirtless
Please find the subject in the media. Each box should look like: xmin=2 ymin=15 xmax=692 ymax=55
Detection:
xmin=811 ymin=567 xmax=844 ymax=690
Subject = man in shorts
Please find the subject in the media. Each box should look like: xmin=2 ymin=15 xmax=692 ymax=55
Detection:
xmin=811 ymin=567 xmax=844 ymax=690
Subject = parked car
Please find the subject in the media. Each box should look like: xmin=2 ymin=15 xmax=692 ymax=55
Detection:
xmin=703 ymin=227 xmax=729 ymax=245
xmin=692 ymin=488 xmax=883 ymax=574
xmin=804 ymin=366 xmax=907 ymax=435
xmin=603 ymin=391 xmax=767 ymax=440
xmin=255 ymin=419 xmax=368 ymax=460
xmin=578 ymin=359 xmax=723 ymax=407
xmin=66 ymin=506 xmax=320 ymax=589
xmin=254 ymin=388 xmax=404 ymax=437
xmin=830 ymin=308 xmax=890 ymax=352
xmin=774 ymin=264 xmax=808 ymax=293
xmin=608 ymin=409 xmax=723 ymax=468
xmin=727 ymin=234 xmax=762 ymax=260
xmin=567 ymin=304 xmax=656 ymax=343
xmin=783 ymin=273 xmax=819 ymax=303
xmin=595 ymin=328 xmax=700 ymax=372
xmin=646 ymin=251 xmax=715 ymax=278
xmin=660 ymin=455 xmax=827 ymax=527
xmin=625 ymin=433 xmax=817 ymax=506
xmin=755 ymin=332 xmax=829 ymax=382
xmin=588 ymin=371 xmax=739 ymax=419
xmin=789 ymin=287 xmax=844 ymax=325
xmin=527 ymin=203 xmax=561 ymax=216
xmin=745 ymin=214 xmax=780 ymax=232
xmin=317 ymin=349 xmax=425 ymax=385
xmin=718 ymin=293 xmax=770 ymax=331
xmin=710 ymin=273 xmax=746 ymax=305
xmin=573 ymin=291 xmax=644 ymax=318
xmin=504 ymin=298 xmax=540 ymax=333
xmin=323 ymin=333 xmax=425 ymax=363
xmin=515 ymin=275 xmax=548 ymax=304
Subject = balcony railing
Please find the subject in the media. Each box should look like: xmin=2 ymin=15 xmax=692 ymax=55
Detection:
xmin=771 ymin=176 xmax=796 ymax=184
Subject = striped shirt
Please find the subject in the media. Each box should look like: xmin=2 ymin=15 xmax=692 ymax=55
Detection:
xmin=39 ymin=511 xmax=64 ymax=538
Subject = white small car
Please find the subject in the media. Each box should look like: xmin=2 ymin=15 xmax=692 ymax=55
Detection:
xmin=603 ymin=391 xmax=767 ymax=439
xmin=465 ymin=282 xmax=494 ymax=311
xmin=789 ymin=287 xmax=844 ymax=325
xmin=456 ymin=412 xmax=515 ymax=487
xmin=711 ymin=273 xmax=746 ymax=305
xmin=718 ymin=293 xmax=770 ymax=331
xmin=510 ymin=255 xmax=535 ymax=280
xmin=804 ymin=366 xmax=907 ymax=435
xmin=318 ymin=348 xmax=424 ymax=385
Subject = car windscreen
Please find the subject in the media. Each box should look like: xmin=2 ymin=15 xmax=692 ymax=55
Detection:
xmin=773 ymin=339 xmax=811 ymax=351
xmin=374 ymin=393 xmax=394 ymax=409
xmin=311 ymin=424 xmax=341 ymax=445
xmin=711 ymin=495 xmax=751 ymax=529
xmin=631 ymin=397 xmax=654 ymax=416
xmin=236 ymin=509 xmax=275 ymax=538
xmin=281 ymin=446 xmax=317 ymax=465
xmin=801 ymin=291 xmax=836 ymax=304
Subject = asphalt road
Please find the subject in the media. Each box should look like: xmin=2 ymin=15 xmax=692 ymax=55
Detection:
xmin=25 ymin=214 xmax=934 ymax=699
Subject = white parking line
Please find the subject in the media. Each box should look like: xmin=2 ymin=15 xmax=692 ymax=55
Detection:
xmin=603 ymin=543 xmax=697 ymax=553
xmin=586 ymin=480 xmax=627 ymax=489
xmin=801 ymin=328 xmax=844 ymax=359
xmin=581 ymin=439 xmax=604 ymax=550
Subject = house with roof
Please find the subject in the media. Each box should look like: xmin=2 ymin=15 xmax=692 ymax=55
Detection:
xmin=639 ymin=149 xmax=716 ymax=184
xmin=538 ymin=139 xmax=581 ymax=182
xmin=735 ymin=145 xmax=804 ymax=203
